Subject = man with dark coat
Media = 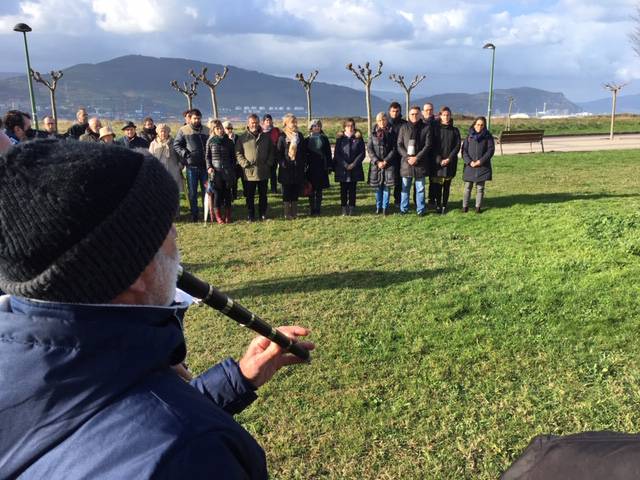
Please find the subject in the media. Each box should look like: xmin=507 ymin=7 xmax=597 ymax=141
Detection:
xmin=0 ymin=140 xmax=313 ymax=479
xmin=174 ymin=109 xmax=210 ymax=221
xmin=79 ymin=117 xmax=101 ymax=143
xmin=65 ymin=108 xmax=89 ymax=140
xmin=387 ymin=102 xmax=406 ymax=207
xmin=36 ymin=115 xmax=65 ymax=139
xmin=396 ymin=105 xmax=432 ymax=215
xmin=422 ymin=102 xmax=440 ymax=210
xmin=262 ymin=114 xmax=281 ymax=194
xmin=119 ymin=121 xmax=150 ymax=149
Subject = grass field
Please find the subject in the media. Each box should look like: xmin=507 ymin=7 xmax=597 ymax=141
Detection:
xmin=54 ymin=114 xmax=640 ymax=143
xmin=176 ymin=149 xmax=640 ymax=479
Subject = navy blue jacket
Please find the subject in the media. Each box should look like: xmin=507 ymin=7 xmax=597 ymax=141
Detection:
xmin=0 ymin=296 xmax=267 ymax=479
xmin=333 ymin=131 xmax=365 ymax=183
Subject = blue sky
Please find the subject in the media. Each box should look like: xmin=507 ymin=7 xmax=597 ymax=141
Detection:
xmin=1 ymin=0 xmax=639 ymax=102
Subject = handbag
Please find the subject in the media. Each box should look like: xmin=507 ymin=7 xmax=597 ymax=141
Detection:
xmin=303 ymin=181 xmax=313 ymax=196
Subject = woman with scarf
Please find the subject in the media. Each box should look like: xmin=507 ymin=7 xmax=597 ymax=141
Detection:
xmin=367 ymin=112 xmax=396 ymax=215
xmin=277 ymin=113 xmax=307 ymax=219
xmin=304 ymin=119 xmax=332 ymax=216
xmin=334 ymin=118 xmax=365 ymax=216
xmin=431 ymin=106 xmax=461 ymax=214
xmin=462 ymin=116 xmax=494 ymax=213
xmin=206 ymin=120 xmax=237 ymax=224
xmin=149 ymin=123 xmax=183 ymax=202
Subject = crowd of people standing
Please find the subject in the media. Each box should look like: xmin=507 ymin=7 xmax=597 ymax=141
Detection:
xmin=0 ymin=102 xmax=495 ymax=221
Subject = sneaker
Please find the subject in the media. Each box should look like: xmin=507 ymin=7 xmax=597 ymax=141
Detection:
xmin=341 ymin=207 xmax=348 ymax=216
xmin=462 ymin=207 xmax=469 ymax=213
xmin=475 ymin=207 xmax=482 ymax=214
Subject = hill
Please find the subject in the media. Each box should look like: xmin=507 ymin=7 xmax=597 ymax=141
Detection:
xmin=414 ymin=87 xmax=582 ymax=116
xmin=0 ymin=55 xmax=389 ymax=120
xmin=578 ymin=94 xmax=640 ymax=114
xmin=0 ymin=56 xmax=581 ymax=119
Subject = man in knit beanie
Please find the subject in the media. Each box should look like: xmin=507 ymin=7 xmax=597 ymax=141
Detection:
xmin=0 ymin=140 xmax=313 ymax=479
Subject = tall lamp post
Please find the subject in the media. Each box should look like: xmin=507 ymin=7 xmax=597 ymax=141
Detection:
xmin=483 ymin=42 xmax=496 ymax=132
xmin=13 ymin=22 xmax=38 ymax=130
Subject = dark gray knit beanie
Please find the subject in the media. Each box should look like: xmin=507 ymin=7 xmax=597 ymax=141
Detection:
xmin=0 ymin=139 xmax=178 ymax=303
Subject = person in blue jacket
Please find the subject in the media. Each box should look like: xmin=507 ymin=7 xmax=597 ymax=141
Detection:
xmin=0 ymin=140 xmax=314 ymax=479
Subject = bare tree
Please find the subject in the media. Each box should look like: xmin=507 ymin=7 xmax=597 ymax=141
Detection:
xmin=295 ymin=70 xmax=319 ymax=125
xmin=31 ymin=69 xmax=63 ymax=128
xmin=346 ymin=60 xmax=383 ymax=138
xmin=603 ymin=82 xmax=628 ymax=140
xmin=189 ymin=66 xmax=228 ymax=119
xmin=388 ymin=73 xmax=426 ymax=115
xmin=170 ymin=79 xmax=199 ymax=110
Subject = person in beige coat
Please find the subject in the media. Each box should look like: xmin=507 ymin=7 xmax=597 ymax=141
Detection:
xmin=235 ymin=113 xmax=274 ymax=221
xmin=149 ymin=123 xmax=183 ymax=195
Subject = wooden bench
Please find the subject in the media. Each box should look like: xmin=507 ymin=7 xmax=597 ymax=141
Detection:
xmin=497 ymin=129 xmax=545 ymax=155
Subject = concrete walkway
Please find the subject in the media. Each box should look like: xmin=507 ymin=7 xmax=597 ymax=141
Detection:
xmin=497 ymin=133 xmax=640 ymax=155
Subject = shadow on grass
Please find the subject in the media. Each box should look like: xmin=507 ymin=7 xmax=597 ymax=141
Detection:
xmin=224 ymin=268 xmax=448 ymax=297
xmin=487 ymin=192 xmax=639 ymax=209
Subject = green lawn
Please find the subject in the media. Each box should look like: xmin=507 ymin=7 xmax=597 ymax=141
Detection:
xmin=177 ymin=149 xmax=640 ymax=479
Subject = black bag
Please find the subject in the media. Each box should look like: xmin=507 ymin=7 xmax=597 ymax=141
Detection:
xmin=502 ymin=431 xmax=640 ymax=480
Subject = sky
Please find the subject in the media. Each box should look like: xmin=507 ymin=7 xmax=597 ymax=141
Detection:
xmin=1 ymin=0 xmax=639 ymax=102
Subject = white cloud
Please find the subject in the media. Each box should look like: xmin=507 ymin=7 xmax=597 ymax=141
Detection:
xmin=423 ymin=9 xmax=468 ymax=34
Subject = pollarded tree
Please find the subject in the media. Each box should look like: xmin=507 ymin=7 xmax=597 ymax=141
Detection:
xmin=31 ymin=69 xmax=63 ymax=129
xmin=346 ymin=60 xmax=383 ymax=138
xmin=189 ymin=66 xmax=228 ymax=119
xmin=295 ymin=70 xmax=319 ymax=125
xmin=170 ymin=79 xmax=198 ymax=110
xmin=388 ymin=73 xmax=426 ymax=116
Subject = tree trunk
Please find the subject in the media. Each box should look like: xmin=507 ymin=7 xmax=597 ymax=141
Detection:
xmin=211 ymin=88 xmax=218 ymax=119
xmin=50 ymin=90 xmax=57 ymax=127
xmin=306 ymin=88 xmax=312 ymax=125
xmin=404 ymin=91 xmax=410 ymax=117
xmin=187 ymin=95 xmax=193 ymax=111
xmin=609 ymin=90 xmax=617 ymax=141
xmin=365 ymin=84 xmax=372 ymax=139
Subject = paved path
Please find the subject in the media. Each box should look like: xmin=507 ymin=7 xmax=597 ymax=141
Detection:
xmin=497 ymin=133 xmax=640 ymax=155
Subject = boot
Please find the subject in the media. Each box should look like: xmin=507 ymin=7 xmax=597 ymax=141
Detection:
xmin=207 ymin=195 xmax=215 ymax=224
xmin=291 ymin=201 xmax=298 ymax=219
xmin=213 ymin=207 xmax=225 ymax=225
xmin=224 ymin=207 xmax=232 ymax=224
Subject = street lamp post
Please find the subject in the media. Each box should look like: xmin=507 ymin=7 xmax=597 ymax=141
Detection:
xmin=13 ymin=22 xmax=38 ymax=130
xmin=483 ymin=43 xmax=496 ymax=132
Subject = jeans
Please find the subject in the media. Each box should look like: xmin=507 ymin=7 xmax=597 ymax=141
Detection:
xmin=463 ymin=181 xmax=485 ymax=208
xmin=401 ymin=177 xmax=425 ymax=214
xmin=186 ymin=166 xmax=207 ymax=219
xmin=375 ymin=185 xmax=390 ymax=210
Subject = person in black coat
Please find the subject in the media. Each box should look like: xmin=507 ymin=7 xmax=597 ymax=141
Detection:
xmin=423 ymin=102 xmax=441 ymax=211
xmin=206 ymin=120 xmax=237 ymax=224
xmin=277 ymin=114 xmax=307 ymax=219
xmin=431 ymin=106 xmax=461 ymax=214
xmin=387 ymin=102 xmax=406 ymax=206
xmin=396 ymin=106 xmax=432 ymax=216
xmin=334 ymin=118 xmax=366 ymax=216
xmin=224 ymin=121 xmax=244 ymax=200
xmin=367 ymin=112 xmax=396 ymax=215
xmin=305 ymin=119 xmax=332 ymax=216
xmin=119 ymin=121 xmax=150 ymax=149
xmin=462 ymin=116 xmax=494 ymax=213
